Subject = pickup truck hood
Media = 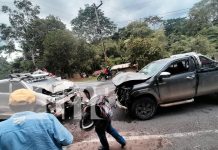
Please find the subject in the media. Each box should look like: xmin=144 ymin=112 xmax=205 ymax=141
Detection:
xmin=112 ymin=72 xmax=151 ymax=86
xmin=30 ymin=78 xmax=75 ymax=93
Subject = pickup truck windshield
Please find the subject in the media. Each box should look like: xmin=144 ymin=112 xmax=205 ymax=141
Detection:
xmin=139 ymin=60 xmax=168 ymax=76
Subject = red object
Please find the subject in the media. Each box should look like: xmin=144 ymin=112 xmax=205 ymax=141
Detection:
xmin=103 ymin=68 xmax=109 ymax=75
xmin=92 ymin=70 xmax=103 ymax=76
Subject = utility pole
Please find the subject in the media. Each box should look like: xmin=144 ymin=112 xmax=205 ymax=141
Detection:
xmin=94 ymin=1 xmax=102 ymax=28
xmin=94 ymin=1 xmax=107 ymax=64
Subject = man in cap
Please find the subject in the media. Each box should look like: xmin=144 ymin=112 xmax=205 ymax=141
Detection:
xmin=0 ymin=89 xmax=73 ymax=150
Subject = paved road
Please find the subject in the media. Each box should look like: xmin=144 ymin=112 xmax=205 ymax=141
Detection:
xmin=73 ymin=80 xmax=218 ymax=149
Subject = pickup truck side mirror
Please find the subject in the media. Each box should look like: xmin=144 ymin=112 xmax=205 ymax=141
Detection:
xmin=159 ymin=72 xmax=171 ymax=79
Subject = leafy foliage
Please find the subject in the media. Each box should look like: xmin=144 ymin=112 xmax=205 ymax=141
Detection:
xmin=199 ymin=26 xmax=218 ymax=50
xmin=43 ymin=30 xmax=77 ymax=77
xmin=117 ymin=21 xmax=153 ymax=39
xmin=125 ymin=30 xmax=167 ymax=68
xmin=0 ymin=57 xmax=11 ymax=79
xmin=1 ymin=0 xmax=218 ymax=78
xmin=187 ymin=0 xmax=218 ymax=35
xmin=144 ymin=16 xmax=163 ymax=29
xmin=188 ymin=35 xmax=215 ymax=54
xmin=163 ymin=18 xmax=188 ymax=36
xmin=43 ymin=30 xmax=96 ymax=77
xmin=23 ymin=15 xmax=66 ymax=67
xmin=71 ymin=4 xmax=116 ymax=42
xmin=0 ymin=0 xmax=40 ymax=54
xmin=169 ymin=35 xmax=215 ymax=55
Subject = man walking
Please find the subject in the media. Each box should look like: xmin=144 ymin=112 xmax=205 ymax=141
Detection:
xmin=95 ymin=119 xmax=126 ymax=150
xmin=0 ymin=89 xmax=73 ymax=150
xmin=83 ymin=87 xmax=126 ymax=150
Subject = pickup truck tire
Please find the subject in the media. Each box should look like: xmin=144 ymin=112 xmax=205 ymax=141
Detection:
xmin=131 ymin=97 xmax=157 ymax=120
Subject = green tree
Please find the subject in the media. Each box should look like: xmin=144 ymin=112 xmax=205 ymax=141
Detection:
xmin=0 ymin=0 xmax=40 ymax=54
xmin=125 ymin=30 xmax=167 ymax=68
xmin=163 ymin=18 xmax=188 ymax=36
xmin=117 ymin=21 xmax=153 ymax=40
xmin=169 ymin=35 xmax=192 ymax=54
xmin=71 ymin=39 xmax=96 ymax=73
xmin=23 ymin=15 xmax=66 ymax=68
xmin=9 ymin=57 xmax=34 ymax=73
xmin=43 ymin=30 xmax=77 ymax=77
xmin=110 ymin=21 xmax=168 ymax=67
xmin=0 ymin=57 xmax=11 ymax=79
xmin=188 ymin=0 xmax=218 ymax=35
xmin=169 ymin=35 xmax=215 ymax=55
xmin=43 ymin=30 xmax=96 ymax=77
xmin=71 ymin=4 xmax=116 ymax=42
xmin=199 ymin=26 xmax=218 ymax=50
xmin=188 ymin=35 xmax=215 ymax=55
xmin=144 ymin=16 xmax=163 ymax=29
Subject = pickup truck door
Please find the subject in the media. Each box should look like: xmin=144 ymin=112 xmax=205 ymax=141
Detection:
xmin=0 ymin=80 xmax=11 ymax=118
xmin=158 ymin=58 xmax=197 ymax=103
xmin=197 ymin=56 xmax=218 ymax=96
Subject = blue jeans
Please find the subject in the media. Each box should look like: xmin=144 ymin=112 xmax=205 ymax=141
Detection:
xmin=95 ymin=120 xmax=126 ymax=150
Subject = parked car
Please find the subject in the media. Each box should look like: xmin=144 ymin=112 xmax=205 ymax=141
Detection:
xmin=112 ymin=52 xmax=218 ymax=120
xmin=0 ymin=72 xmax=80 ymax=120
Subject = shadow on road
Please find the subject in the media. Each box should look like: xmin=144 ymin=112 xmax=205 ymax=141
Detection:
xmin=155 ymin=94 xmax=218 ymax=119
xmin=112 ymin=94 xmax=218 ymax=121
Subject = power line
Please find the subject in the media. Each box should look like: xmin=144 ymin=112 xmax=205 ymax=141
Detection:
xmin=0 ymin=1 xmax=13 ymax=4
xmin=160 ymin=11 xmax=189 ymax=18
xmin=0 ymin=2 xmax=13 ymax=5
xmin=94 ymin=0 xmax=108 ymax=63
xmin=31 ymin=0 xmax=72 ymax=21
xmin=115 ymin=7 xmax=191 ymax=25
xmin=0 ymin=1 xmax=191 ymax=28
xmin=155 ymin=8 xmax=190 ymax=16
xmin=120 ymin=0 xmax=153 ymax=10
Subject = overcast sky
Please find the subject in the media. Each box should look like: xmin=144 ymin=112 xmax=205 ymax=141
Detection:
xmin=1 ymin=0 xmax=200 ymax=28
xmin=0 ymin=0 xmax=200 ymax=61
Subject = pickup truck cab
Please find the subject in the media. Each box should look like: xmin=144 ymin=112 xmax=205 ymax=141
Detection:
xmin=112 ymin=52 xmax=218 ymax=120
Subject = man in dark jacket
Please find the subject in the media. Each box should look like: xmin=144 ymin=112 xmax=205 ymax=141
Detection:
xmin=83 ymin=87 xmax=126 ymax=150
xmin=94 ymin=119 xmax=126 ymax=150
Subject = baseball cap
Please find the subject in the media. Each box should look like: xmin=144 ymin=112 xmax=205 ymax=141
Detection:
xmin=9 ymin=89 xmax=36 ymax=105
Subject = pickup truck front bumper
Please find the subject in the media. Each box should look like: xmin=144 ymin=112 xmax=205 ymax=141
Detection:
xmin=115 ymin=96 xmax=128 ymax=110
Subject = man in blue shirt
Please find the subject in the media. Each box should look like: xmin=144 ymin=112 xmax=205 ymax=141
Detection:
xmin=0 ymin=89 xmax=73 ymax=150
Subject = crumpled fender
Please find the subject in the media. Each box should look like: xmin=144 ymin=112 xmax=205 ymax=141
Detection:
xmin=112 ymin=72 xmax=151 ymax=86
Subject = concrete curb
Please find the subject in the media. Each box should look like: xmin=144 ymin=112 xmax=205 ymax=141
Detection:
xmin=80 ymin=129 xmax=218 ymax=143
xmin=67 ymin=129 xmax=218 ymax=150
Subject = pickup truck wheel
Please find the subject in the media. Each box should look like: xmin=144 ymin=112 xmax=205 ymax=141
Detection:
xmin=131 ymin=97 xmax=157 ymax=120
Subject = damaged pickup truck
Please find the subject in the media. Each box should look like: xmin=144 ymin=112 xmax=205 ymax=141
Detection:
xmin=112 ymin=52 xmax=218 ymax=120
xmin=0 ymin=72 xmax=80 ymax=120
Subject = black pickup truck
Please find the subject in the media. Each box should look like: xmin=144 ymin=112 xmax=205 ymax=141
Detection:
xmin=112 ymin=52 xmax=218 ymax=120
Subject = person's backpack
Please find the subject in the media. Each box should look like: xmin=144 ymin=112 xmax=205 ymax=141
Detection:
xmin=95 ymin=96 xmax=113 ymax=120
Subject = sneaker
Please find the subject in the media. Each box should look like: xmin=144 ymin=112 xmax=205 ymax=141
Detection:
xmin=121 ymin=142 xmax=126 ymax=148
xmin=98 ymin=146 xmax=109 ymax=150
